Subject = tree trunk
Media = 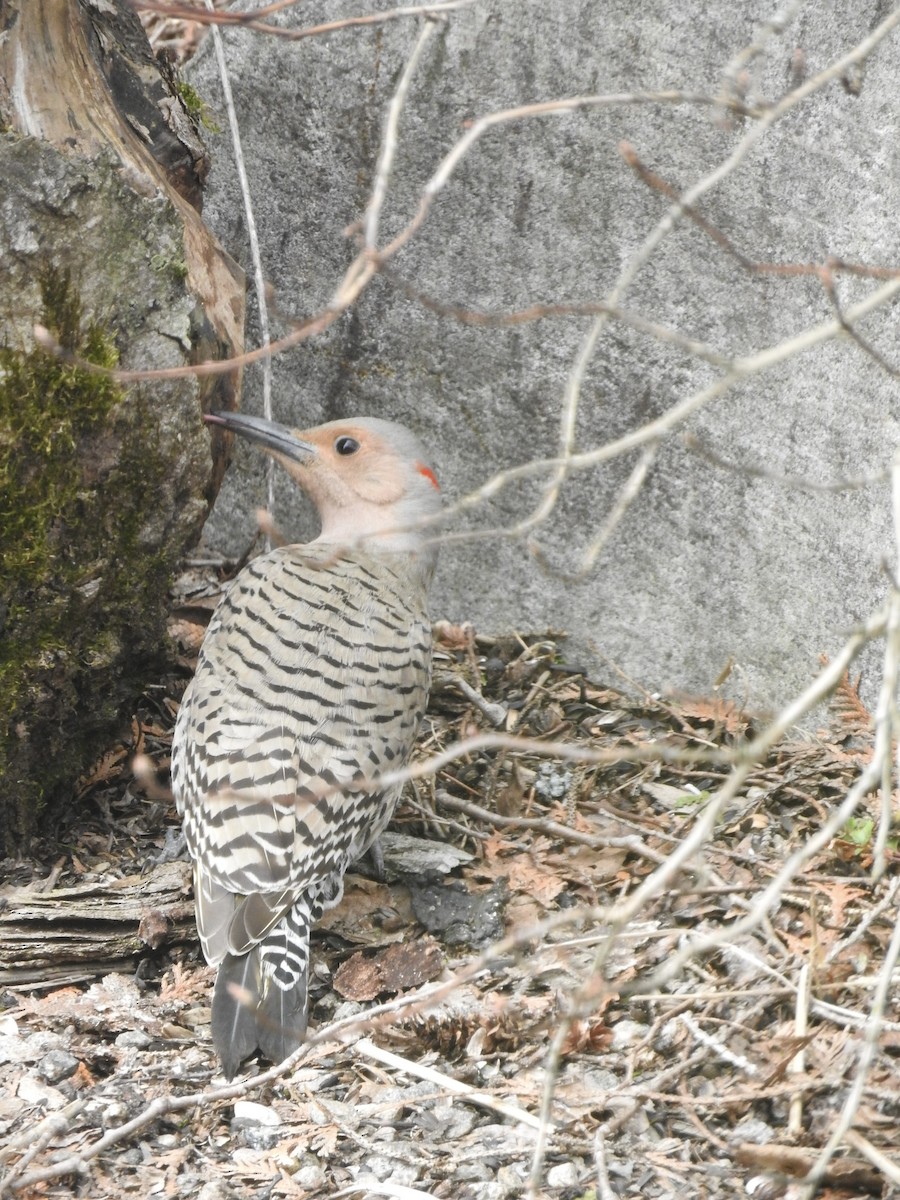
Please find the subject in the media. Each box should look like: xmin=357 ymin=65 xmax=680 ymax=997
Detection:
xmin=0 ymin=0 xmax=244 ymax=852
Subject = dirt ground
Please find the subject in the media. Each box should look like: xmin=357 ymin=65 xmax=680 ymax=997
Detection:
xmin=2 ymin=591 xmax=899 ymax=1200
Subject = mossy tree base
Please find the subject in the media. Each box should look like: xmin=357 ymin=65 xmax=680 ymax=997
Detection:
xmin=0 ymin=1 xmax=245 ymax=854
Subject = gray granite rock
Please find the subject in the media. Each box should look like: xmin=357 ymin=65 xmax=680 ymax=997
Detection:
xmin=188 ymin=2 xmax=899 ymax=714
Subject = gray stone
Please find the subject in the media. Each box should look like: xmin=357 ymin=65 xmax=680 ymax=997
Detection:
xmin=36 ymin=1050 xmax=78 ymax=1084
xmin=546 ymin=1161 xmax=581 ymax=1188
xmin=115 ymin=1030 xmax=152 ymax=1049
xmin=188 ymin=3 xmax=899 ymax=714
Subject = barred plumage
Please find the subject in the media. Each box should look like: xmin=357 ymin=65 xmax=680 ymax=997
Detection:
xmin=171 ymin=413 xmax=441 ymax=1078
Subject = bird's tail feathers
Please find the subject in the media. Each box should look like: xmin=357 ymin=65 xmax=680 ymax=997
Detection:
xmin=212 ymin=925 xmax=310 ymax=1079
xmin=212 ymin=948 xmax=263 ymax=1080
xmin=257 ymin=964 xmax=309 ymax=1070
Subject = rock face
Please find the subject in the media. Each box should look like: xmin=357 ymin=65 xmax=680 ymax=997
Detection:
xmin=188 ymin=3 xmax=898 ymax=716
xmin=0 ymin=0 xmax=244 ymax=852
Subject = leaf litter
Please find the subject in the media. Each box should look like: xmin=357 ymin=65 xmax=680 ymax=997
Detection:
xmin=1 ymin=605 xmax=899 ymax=1198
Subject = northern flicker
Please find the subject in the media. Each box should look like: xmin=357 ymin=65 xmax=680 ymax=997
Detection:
xmin=170 ymin=411 xmax=441 ymax=1079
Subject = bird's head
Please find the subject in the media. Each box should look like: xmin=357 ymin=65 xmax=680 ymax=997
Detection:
xmin=205 ymin=411 xmax=442 ymax=573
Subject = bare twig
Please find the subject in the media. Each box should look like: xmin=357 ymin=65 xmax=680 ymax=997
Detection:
xmin=364 ymin=18 xmax=439 ymax=250
xmin=435 ymin=788 xmax=668 ymax=865
xmin=722 ymin=0 xmax=803 ymax=100
xmin=529 ymin=442 xmax=659 ymax=579
xmin=679 ymin=1011 xmax=759 ymax=1075
xmin=204 ymin=0 xmax=275 ymax=525
xmin=787 ymin=962 xmax=810 ymax=1137
xmin=353 ymin=1037 xmax=545 ymax=1129
xmin=843 ymin=1131 xmax=900 ymax=1188
xmin=684 ymin=433 xmax=892 ymax=494
xmin=795 ymin=451 xmax=900 ymax=1188
xmin=131 ymin=0 xmax=479 ymax=42
xmin=593 ymin=1127 xmax=618 ymax=1200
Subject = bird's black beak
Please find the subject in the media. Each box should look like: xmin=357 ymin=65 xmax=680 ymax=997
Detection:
xmin=204 ymin=411 xmax=316 ymax=464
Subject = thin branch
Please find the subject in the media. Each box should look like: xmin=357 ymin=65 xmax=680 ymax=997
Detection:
xmin=525 ymin=599 xmax=888 ymax=1190
xmin=511 ymin=2 xmax=900 ymax=559
xmin=797 ymin=452 xmax=900 ymax=1186
xmin=684 ymin=433 xmax=892 ymax=494
xmin=377 ymin=88 xmax=764 ymax=264
xmin=204 ymin=0 xmax=275 ymax=525
xmin=426 ymin=271 xmax=900 ymax=543
xmin=130 ymin=0 xmax=479 ymax=42
xmin=434 ymin=788 xmax=668 ymax=865
xmin=819 ymin=262 xmax=900 ymax=377
xmin=333 ymin=1184 xmax=441 ymax=1200
xmin=787 ymin=962 xmax=810 ymax=1137
xmin=529 ymin=442 xmax=659 ymax=580
xmin=621 ymin=149 xmax=900 ymax=284
xmin=805 ymin=889 xmax=900 ymax=1187
xmin=679 ymin=1011 xmax=759 ymax=1075
xmin=380 ymin=268 xmax=735 ymax=365
xmin=843 ymin=1131 xmax=900 ymax=1189
xmin=722 ymin=0 xmax=803 ymax=100
xmin=354 ymin=1037 xmax=545 ymax=1129
xmin=364 ymin=17 xmax=438 ymax=249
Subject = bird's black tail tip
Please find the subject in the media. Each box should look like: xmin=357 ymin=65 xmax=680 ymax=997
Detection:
xmin=212 ymin=951 xmax=308 ymax=1079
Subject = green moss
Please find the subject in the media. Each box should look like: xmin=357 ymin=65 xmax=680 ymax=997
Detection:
xmin=149 ymin=251 xmax=188 ymax=280
xmin=0 ymin=266 xmax=173 ymax=846
xmin=0 ymin=266 xmax=121 ymax=593
xmin=175 ymin=81 xmax=221 ymax=133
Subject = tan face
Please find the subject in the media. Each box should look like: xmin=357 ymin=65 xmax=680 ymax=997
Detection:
xmin=290 ymin=424 xmax=406 ymax=506
xmin=204 ymin=410 xmax=441 ymax=549
xmin=280 ymin=422 xmax=440 ymax=512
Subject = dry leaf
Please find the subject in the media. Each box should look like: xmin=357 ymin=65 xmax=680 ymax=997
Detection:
xmin=332 ymin=937 xmax=443 ymax=1001
xmin=138 ymin=908 xmax=169 ymax=950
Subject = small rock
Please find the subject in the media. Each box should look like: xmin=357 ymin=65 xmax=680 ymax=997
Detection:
xmin=181 ymin=1006 xmax=212 ymax=1028
xmin=17 ymin=1076 xmax=66 ymax=1109
xmin=115 ymin=1029 xmax=152 ymax=1049
xmin=732 ymin=1117 xmax=774 ymax=1145
xmin=356 ymin=1157 xmax=393 ymax=1182
xmin=197 ymin=1182 xmax=239 ymax=1200
xmin=455 ymin=1164 xmax=494 ymax=1183
xmin=233 ymin=1101 xmax=282 ymax=1127
xmin=382 ymin=1161 xmax=419 ymax=1188
xmin=102 ymin=1100 xmax=129 ymax=1128
xmin=292 ymin=1066 xmax=338 ymax=1093
xmin=237 ymin=1125 xmax=282 ymax=1151
xmin=0 ymin=1030 xmax=63 ymax=1066
xmin=159 ymin=1022 xmax=192 ymax=1039
xmin=496 ymin=1165 xmax=526 ymax=1189
xmin=546 ymin=1161 xmax=579 ymax=1188
xmin=293 ymin=1163 xmax=327 ymax=1189
xmin=378 ymin=831 xmax=474 ymax=879
xmin=37 ymin=1049 xmax=78 ymax=1084
xmin=534 ymin=763 xmax=572 ymax=799
xmin=468 ymin=1183 xmax=511 ymax=1200
xmin=408 ymin=879 xmax=506 ymax=946
xmin=652 ymin=1018 xmax=680 ymax=1052
xmin=432 ymin=1102 xmax=477 ymax=1140
xmin=610 ymin=1019 xmax=649 ymax=1050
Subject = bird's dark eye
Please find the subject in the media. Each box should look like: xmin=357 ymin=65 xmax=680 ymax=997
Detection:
xmin=334 ymin=436 xmax=360 ymax=456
